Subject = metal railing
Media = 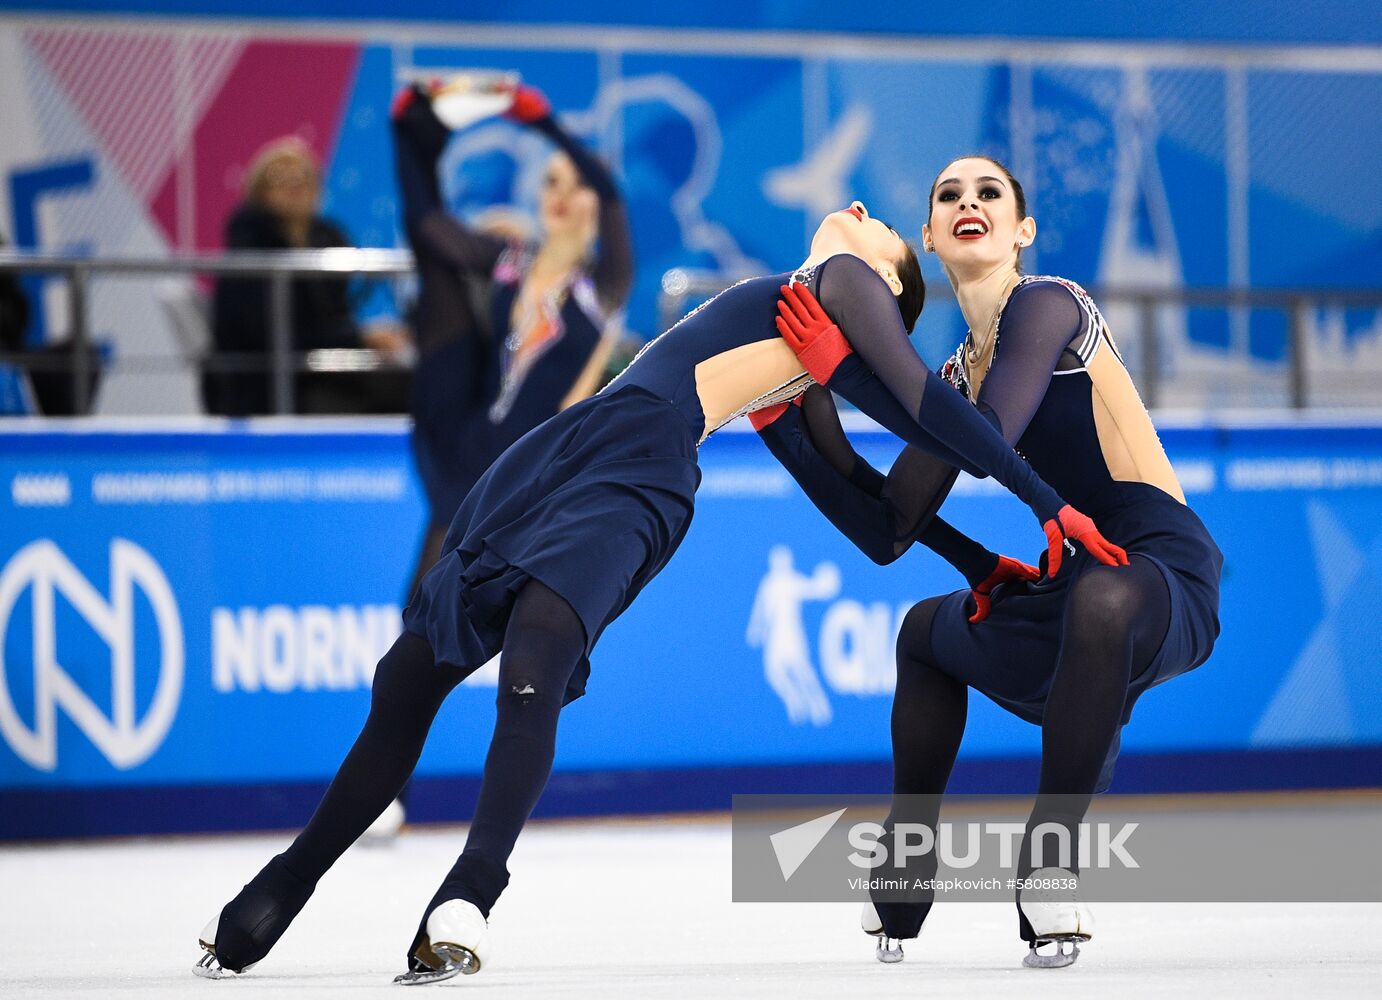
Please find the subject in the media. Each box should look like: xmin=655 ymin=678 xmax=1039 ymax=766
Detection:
xmin=0 ymin=247 xmax=414 ymax=415
xmin=1 ymin=249 xmax=1381 ymax=414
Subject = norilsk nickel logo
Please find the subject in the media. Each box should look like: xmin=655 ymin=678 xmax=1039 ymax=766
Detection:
xmin=0 ymin=539 xmax=183 ymax=771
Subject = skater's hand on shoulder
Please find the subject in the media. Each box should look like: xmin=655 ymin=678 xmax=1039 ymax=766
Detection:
xmin=967 ymin=553 xmax=1040 ymax=624
xmin=776 ymin=282 xmax=853 ymax=384
xmin=1041 ymin=505 xmax=1129 ymax=577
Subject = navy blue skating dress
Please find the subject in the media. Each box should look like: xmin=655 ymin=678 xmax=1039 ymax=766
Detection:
xmin=927 ymin=279 xmax=1221 ymax=783
xmin=404 ymin=256 xmax=1086 ymax=704
xmin=757 ymin=274 xmax=1223 ymax=790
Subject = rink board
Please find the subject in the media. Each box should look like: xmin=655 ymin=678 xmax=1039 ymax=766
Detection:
xmin=1 ymin=417 xmax=1380 ymax=837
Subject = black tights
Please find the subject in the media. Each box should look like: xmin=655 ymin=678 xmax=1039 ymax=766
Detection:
xmin=395 ymin=521 xmax=453 ymax=812
xmin=273 ymin=578 xmax=585 ymax=933
xmin=876 ymin=558 xmax=1170 ymax=938
xmin=405 ymin=522 xmax=451 ymax=615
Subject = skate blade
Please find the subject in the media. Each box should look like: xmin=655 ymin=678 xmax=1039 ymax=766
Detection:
xmin=193 ymin=950 xmax=236 ymax=979
xmin=393 ymin=944 xmax=480 ymax=986
xmin=393 ymin=965 xmax=462 ymax=986
xmin=1023 ymin=936 xmax=1087 ymax=969
xmin=193 ymin=941 xmax=259 ymax=980
xmin=867 ymin=933 xmax=904 ymax=964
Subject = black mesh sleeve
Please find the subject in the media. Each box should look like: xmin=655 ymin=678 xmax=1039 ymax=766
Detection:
xmin=755 ymin=400 xmax=902 ymax=565
xmin=915 ymin=517 xmax=998 ymax=588
xmin=391 ymin=92 xmax=506 ymax=276
xmin=974 ymin=279 xmax=1087 ymax=444
xmin=762 ymin=390 xmax=999 ymax=582
xmin=798 ymin=385 xmax=880 ymax=489
xmin=811 ymin=255 xmax=1065 ymax=522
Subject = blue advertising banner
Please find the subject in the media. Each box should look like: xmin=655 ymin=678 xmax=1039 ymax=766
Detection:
xmin=1 ymin=417 xmax=1380 ymax=836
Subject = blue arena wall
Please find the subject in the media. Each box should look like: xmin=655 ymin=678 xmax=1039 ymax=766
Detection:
xmin=4 ymin=2 xmax=1380 ymax=45
xmin=1 ymin=416 xmax=1380 ymax=839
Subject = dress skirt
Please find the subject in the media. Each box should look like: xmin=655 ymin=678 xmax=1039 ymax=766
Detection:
xmin=403 ymin=385 xmax=701 ymax=704
xmin=926 ymin=481 xmax=1223 ymax=790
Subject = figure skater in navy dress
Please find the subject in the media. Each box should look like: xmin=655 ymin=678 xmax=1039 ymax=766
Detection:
xmin=379 ymin=79 xmax=633 ymax=836
xmin=193 ymin=197 xmax=1126 ymax=984
xmin=754 ymin=157 xmax=1222 ymax=969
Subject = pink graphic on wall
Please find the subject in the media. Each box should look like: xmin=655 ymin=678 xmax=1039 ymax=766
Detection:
xmin=26 ymin=26 xmax=245 ymax=245
xmin=151 ymin=39 xmax=361 ymax=252
xmin=27 ymin=26 xmax=361 ymax=252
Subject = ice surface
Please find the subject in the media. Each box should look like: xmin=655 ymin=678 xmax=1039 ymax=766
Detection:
xmin=1 ymin=813 xmax=1378 ymax=998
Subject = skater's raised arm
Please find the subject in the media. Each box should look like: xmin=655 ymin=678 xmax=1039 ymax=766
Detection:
xmin=391 ymin=86 xmax=508 ymax=276
xmin=970 ymin=279 xmax=1089 ymax=445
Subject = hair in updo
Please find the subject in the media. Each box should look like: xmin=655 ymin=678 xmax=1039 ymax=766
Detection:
xmin=894 ymin=239 xmax=925 ymax=333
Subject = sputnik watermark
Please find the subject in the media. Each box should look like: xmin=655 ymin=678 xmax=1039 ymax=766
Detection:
xmin=734 ymin=793 xmax=1382 ymax=903
xmin=844 ymin=821 xmax=1139 ymax=872
xmin=764 ymin=809 xmax=1138 ymax=886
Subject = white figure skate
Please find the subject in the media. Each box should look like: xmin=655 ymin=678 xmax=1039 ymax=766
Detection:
xmin=193 ymin=916 xmax=256 ymax=980
xmin=428 ymin=71 xmax=519 ymax=131
xmin=860 ymin=901 xmax=912 ymax=964
xmin=393 ymin=899 xmax=489 ymax=986
xmin=361 ymin=797 xmax=406 ymax=844
xmin=1018 ymin=867 xmax=1094 ymax=968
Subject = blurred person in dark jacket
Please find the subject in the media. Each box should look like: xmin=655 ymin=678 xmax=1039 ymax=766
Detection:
xmin=0 ymin=230 xmax=36 ymax=414
xmin=205 ymin=137 xmax=407 ymax=416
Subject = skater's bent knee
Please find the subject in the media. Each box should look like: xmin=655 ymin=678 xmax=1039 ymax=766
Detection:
xmin=1066 ymin=565 xmax=1163 ymax=635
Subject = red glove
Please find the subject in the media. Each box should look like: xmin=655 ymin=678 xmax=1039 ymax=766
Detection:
xmin=504 ymin=83 xmax=551 ymax=124
xmin=748 ymin=395 xmax=802 ymax=431
xmin=389 ymin=83 xmax=423 ymax=120
xmin=1042 ymin=504 xmax=1130 ymax=577
xmin=968 ymin=554 xmax=1041 ymax=624
xmin=775 ymin=282 xmax=854 ymax=384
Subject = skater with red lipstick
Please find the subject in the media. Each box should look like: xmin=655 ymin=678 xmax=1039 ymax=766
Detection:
xmin=753 ymin=157 xmax=1222 ymax=968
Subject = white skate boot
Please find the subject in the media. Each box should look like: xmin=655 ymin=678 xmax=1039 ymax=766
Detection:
xmin=361 ymin=798 xmax=406 ymax=844
xmin=861 ymin=901 xmax=911 ymax=964
xmin=428 ymin=72 xmax=519 ymax=130
xmin=393 ymin=899 xmax=489 ymax=986
xmin=193 ymin=916 xmax=258 ymax=979
xmin=1018 ymin=868 xmax=1094 ymax=968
